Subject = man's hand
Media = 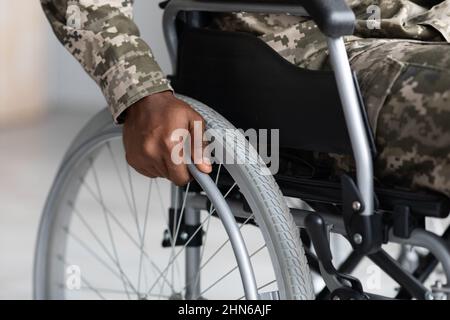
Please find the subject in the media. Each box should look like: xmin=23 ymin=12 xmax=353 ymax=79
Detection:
xmin=123 ymin=91 xmax=212 ymax=186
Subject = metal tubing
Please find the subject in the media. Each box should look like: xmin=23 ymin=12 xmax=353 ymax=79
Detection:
xmin=327 ymin=37 xmax=374 ymax=217
xmin=369 ymin=250 xmax=428 ymax=299
xmin=185 ymin=207 xmax=202 ymax=299
xmin=188 ymin=164 xmax=259 ymax=300
xmin=163 ymin=1 xmax=374 ymax=217
xmin=188 ymin=191 xmax=450 ymax=297
xmin=292 ymin=208 xmax=346 ymax=235
xmin=292 ymin=206 xmax=450 ymax=290
xmin=163 ymin=0 xmax=308 ymax=68
xmin=391 ymin=229 xmax=450 ymax=287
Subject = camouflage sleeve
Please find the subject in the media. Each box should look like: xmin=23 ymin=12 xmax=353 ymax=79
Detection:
xmin=41 ymin=0 xmax=173 ymax=123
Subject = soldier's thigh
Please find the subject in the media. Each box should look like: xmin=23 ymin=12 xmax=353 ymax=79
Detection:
xmin=373 ymin=42 xmax=450 ymax=194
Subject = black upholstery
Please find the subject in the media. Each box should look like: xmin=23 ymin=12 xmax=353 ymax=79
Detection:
xmin=171 ymin=27 xmax=450 ymax=219
xmin=276 ymin=174 xmax=450 ymax=218
xmin=172 ymin=27 xmax=353 ymax=154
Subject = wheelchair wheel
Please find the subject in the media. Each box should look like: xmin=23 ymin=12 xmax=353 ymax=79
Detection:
xmin=33 ymin=96 xmax=314 ymax=300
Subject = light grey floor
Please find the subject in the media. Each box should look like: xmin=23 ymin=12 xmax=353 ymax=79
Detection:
xmin=0 ymin=109 xmax=97 ymax=299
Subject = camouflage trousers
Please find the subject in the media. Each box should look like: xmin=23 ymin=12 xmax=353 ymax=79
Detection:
xmin=215 ymin=16 xmax=450 ymax=197
xmin=329 ymin=39 xmax=450 ymax=198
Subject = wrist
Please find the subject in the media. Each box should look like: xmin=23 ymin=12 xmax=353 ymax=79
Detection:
xmin=142 ymin=90 xmax=174 ymax=104
xmin=124 ymin=90 xmax=174 ymax=122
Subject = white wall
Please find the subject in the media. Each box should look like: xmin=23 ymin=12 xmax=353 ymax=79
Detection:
xmin=46 ymin=0 xmax=172 ymax=111
xmin=0 ymin=1 xmax=48 ymax=126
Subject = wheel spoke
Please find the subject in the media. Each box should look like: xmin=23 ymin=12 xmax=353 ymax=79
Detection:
xmin=77 ymin=286 xmax=171 ymax=299
xmin=199 ymin=165 xmax=223 ymax=262
xmin=79 ymin=176 xmax=140 ymax=245
xmin=146 ymin=210 xmax=213 ymax=295
xmin=137 ymin=179 xmax=153 ymax=294
xmin=236 ymin=280 xmax=277 ymax=301
xmin=106 ymin=142 xmax=138 ymax=223
xmin=58 ymin=257 xmax=106 ymax=300
xmin=146 ymin=180 xmax=238 ymax=297
xmin=78 ymin=177 xmax=179 ymax=291
xmin=190 ymin=165 xmax=222 ymax=293
xmin=190 ymin=180 xmax=239 ymax=286
xmin=69 ymin=203 xmax=139 ymax=295
xmin=69 ymin=198 xmax=176 ymax=294
xmin=181 ymin=213 xmax=256 ymax=293
xmin=170 ymin=184 xmax=190 ymax=286
xmin=91 ymin=159 xmax=131 ymax=298
xmin=170 ymin=184 xmax=190 ymax=290
xmin=53 ymin=137 xmax=286 ymax=301
xmin=83 ymin=175 xmax=175 ymax=292
xmin=63 ymin=227 xmax=135 ymax=293
xmin=124 ymin=156 xmax=149 ymax=295
xmin=196 ymin=243 xmax=266 ymax=299
xmin=162 ymin=182 xmax=190 ymax=294
xmin=126 ymin=164 xmax=143 ymax=240
xmin=258 ymin=279 xmax=277 ymax=291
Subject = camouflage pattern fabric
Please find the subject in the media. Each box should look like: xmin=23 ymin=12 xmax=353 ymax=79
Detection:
xmin=41 ymin=0 xmax=172 ymax=123
xmin=42 ymin=0 xmax=450 ymax=196
xmin=212 ymin=0 xmax=450 ymax=133
xmin=373 ymin=41 xmax=450 ymax=196
xmin=329 ymin=41 xmax=450 ymax=197
xmin=214 ymin=1 xmax=450 ymax=196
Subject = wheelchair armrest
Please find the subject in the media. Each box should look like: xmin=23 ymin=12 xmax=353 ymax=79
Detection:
xmin=225 ymin=0 xmax=356 ymax=36
xmin=165 ymin=0 xmax=355 ymax=36
xmin=301 ymin=0 xmax=355 ymax=37
xmin=164 ymin=0 xmax=355 ymax=64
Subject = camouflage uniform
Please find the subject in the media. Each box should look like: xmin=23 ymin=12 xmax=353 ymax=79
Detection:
xmin=42 ymin=0 xmax=450 ymax=197
xmin=215 ymin=0 xmax=450 ymax=197
xmin=41 ymin=0 xmax=173 ymax=123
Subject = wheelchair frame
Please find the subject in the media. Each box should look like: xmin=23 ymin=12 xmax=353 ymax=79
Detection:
xmin=163 ymin=0 xmax=374 ymax=221
xmin=162 ymin=0 xmax=450 ymax=299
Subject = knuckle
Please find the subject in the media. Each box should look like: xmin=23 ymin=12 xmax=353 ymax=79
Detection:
xmin=192 ymin=111 xmax=204 ymax=122
xmin=179 ymin=172 xmax=191 ymax=186
xmin=163 ymin=136 xmax=175 ymax=149
xmin=171 ymin=167 xmax=191 ymax=186
xmin=174 ymin=177 xmax=189 ymax=187
xmin=142 ymin=140 xmax=156 ymax=157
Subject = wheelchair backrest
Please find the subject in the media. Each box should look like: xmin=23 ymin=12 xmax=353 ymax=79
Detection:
xmin=172 ymin=26 xmax=356 ymax=154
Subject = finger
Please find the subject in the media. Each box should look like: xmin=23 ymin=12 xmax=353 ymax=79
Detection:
xmin=165 ymin=156 xmax=192 ymax=186
xmin=197 ymin=138 xmax=213 ymax=174
xmin=125 ymin=153 xmax=156 ymax=178
xmin=138 ymin=153 xmax=166 ymax=178
xmin=147 ymin=157 xmax=167 ymax=179
xmin=132 ymin=165 xmax=158 ymax=179
xmin=189 ymin=117 xmax=212 ymax=174
xmin=142 ymin=141 xmax=169 ymax=178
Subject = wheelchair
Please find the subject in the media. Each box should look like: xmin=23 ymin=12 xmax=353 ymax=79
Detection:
xmin=34 ymin=0 xmax=450 ymax=300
